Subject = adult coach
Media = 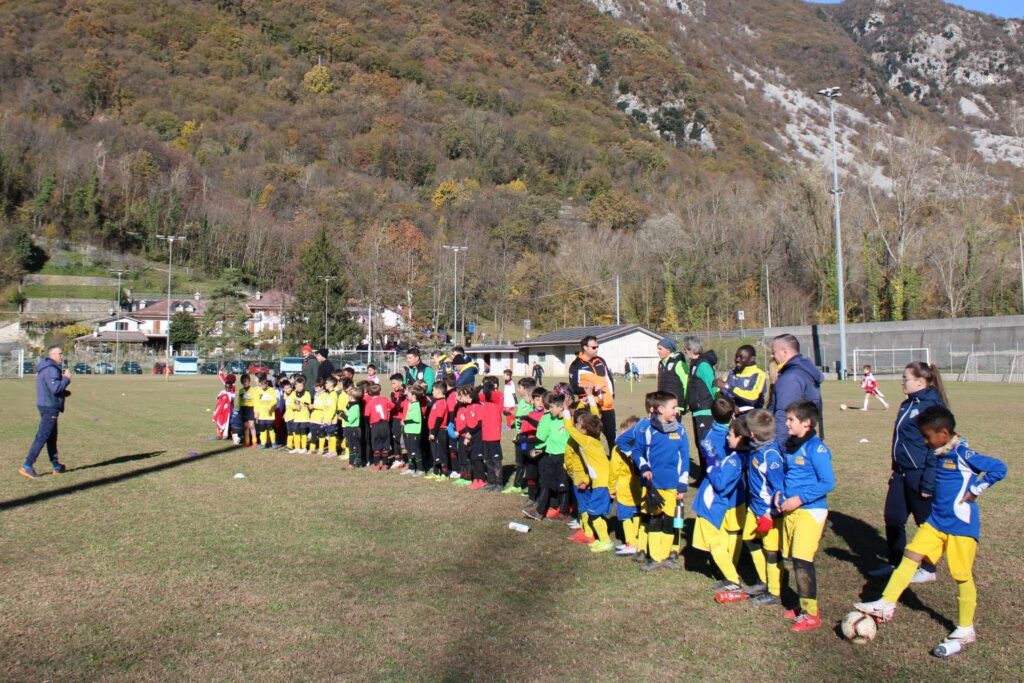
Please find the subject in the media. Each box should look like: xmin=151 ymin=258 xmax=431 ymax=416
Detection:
xmin=315 ymin=347 xmax=335 ymax=383
xmin=404 ymin=348 xmax=435 ymax=388
xmin=868 ymin=361 xmax=948 ymax=583
xmin=21 ymin=345 xmax=71 ymax=479
xmin=568 ymin=335 xmax=616 ymax=447
xmin=655 ymin=337 xmax=688 ymax=415
xmin=301 ymin=344 xmax=319 ymax=388
xmin=682 ymin=336 xmax=717 ymax=443
xmin=769 ymin=334 xmax=823 ymax=444
xmin=531 ymin=361 xmax=544 ymax=385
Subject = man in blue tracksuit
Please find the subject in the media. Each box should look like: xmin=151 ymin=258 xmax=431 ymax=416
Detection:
xmin=22 ymin=345 xmax=72 ymax=479
xmin=769 ymin=334 xmax=823 ymax=444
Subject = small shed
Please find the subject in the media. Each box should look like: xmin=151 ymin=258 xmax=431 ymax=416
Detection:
xmin=516 ymin=324 xmax=663 ymax=378
xmin=465 ymin=344 xmax=523 ymax=376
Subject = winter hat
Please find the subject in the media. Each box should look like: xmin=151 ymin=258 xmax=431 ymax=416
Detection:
xmin=301 ymin=344 xmax=313 ymax=353
xmin=657 ymin=337 xmax=678 ymax=353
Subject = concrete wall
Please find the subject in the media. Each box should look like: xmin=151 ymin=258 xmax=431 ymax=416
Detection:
xmin=23 ymin=298 xmax=113 ymax=320
xmin=764 ymin=315 xmax=1024 ymax=374
xmin=23 ymin=274 xmax=119 ymax=286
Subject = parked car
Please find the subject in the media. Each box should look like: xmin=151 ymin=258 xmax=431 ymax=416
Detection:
xmin=73 ymin=362 xmax=93 ymax=374
xmin=153 ymin=362 xmax=173 ymax=375
xmin=247 ymin=362 xmax=271 ymax=375
xmin=121 ymin=361 xmax=142 ymax=374
xmin=199 ymin=362 xmax=220 ymax=375
xmin=95 ymin=362 xmax=114 ymax=375
xmin=22 ymin=361 xmax=36 ymax=374
xmin=226 ymin=360 xmax=247 ymax=374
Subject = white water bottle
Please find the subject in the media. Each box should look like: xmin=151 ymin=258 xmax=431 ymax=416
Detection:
xmin=508 ymin=521 xmax=530 ymax=533
xmin=933 ymin=640 xmax=962 ymax=658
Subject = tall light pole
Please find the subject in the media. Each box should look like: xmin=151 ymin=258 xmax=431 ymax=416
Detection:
xmin=109 ymin=268 xmax=129 ymax=374
xmin=441 ymin=245 xmax=467 ymax=344
xmin=156 ymin=234 xmax=186 ymax=379
xmin=317 ymin=275 xmax=336 ymax=349
xmin=817 ymin=86 xmax=848 ymax=380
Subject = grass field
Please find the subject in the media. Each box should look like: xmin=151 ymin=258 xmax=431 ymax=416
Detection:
xmin=1 ymin=376 xmax=1021 ymax=681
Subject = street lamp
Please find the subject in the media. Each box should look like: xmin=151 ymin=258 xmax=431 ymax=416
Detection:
xmin=317 ymin=275 xmax=336 ymax=349
xmin=816 ymin=86 xmax=848 ymax=380
xmin=441 ymin=245 xmax=467 ymax=345
xmin=156 ymin=234 xmax=186 ymax=379
xmin=109 ymin=268 xmax=130 ymax=374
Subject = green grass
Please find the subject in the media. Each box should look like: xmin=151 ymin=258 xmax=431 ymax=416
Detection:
xmin=0 ymin=376 xmax=1021 ymax=680
xmin=22 ymin=284 xmax=119 ymax=300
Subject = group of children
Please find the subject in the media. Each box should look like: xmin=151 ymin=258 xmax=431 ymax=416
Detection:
xmin=211 ymin=362 xmax=1008 ymax=654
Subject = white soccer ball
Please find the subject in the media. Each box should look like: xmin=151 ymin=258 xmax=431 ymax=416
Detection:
xmin=839 ymin=403 xmax=848 ymax=411
xmin=841 ymin=610 xmax=878 ymax=644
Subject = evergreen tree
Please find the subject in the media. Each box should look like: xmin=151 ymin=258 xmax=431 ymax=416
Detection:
xmin=287 ymin=226 xmax=361 ymax=349
xmin=170 ymin=311 xmax=199 ymax=348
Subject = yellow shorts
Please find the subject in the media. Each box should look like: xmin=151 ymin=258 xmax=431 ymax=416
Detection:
xmin=692 ymin=516 xmax=733 ymax=552
xmin=741 ymin=509 xmax=781 ymax=551
xmin=722 ymin=505 xmax=746 ymax=533
xmin=782 ymin=508 xmax=827 ymax=562
xmin=906 ymin=523 xmax=977 ymax=581
xmin=649 ymin=488 xmax=679 ymax=517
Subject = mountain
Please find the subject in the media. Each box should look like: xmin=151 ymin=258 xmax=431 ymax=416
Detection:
xmin=1 ymin=0 xmax=1022 ymax=344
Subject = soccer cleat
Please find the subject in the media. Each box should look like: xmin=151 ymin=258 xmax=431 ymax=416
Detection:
xmin=322 ymin=452 xmax=337 ymax=458
xmin=911 ymin=568 xmax=937 ymax=584
xmin=615 ymin=544 xmax=638 ymax=556
xmin=790 ymin=613 xmax=823 ymax=632
xmin=390 ymin=461 xmax=405 ymax=470
xmin=18 ymin=466 xmax=39 ymax=480
xmin=743 ymin=583 xmax=768 ymax=596
xmin=449 ymin=472 xmax=461 ymax=480
xmin=633 ymin=550 xmax=648 ymax=564
xmin=52 ymin=463 xmax=67 ymax=474
xmin=569 ymin=530 xmax=595 ymax=544
xmin=589 ymin=540 xmax=614 ymax=553
xmin=522 ymin=508 xmax=543 ymax=521
xmin=854 ymin=599 xmax=896 ymax=622
xmin=866 ymin=564 xmax=895 ymax=577
xmin=501 ymin=483 xmax=518 ymax=494
xmin=714 ymin=590 xmax=749 ymax=604
xmin=783 ymin=608 xmax=801 ymax=621
xmin=545 ymin=509 xmax=566 ymax=520
xmin=710 ymin=580 xmax=735 ymax=593
xmin=567 ymin=520 xmax=581 ymax=530
xmin=661 ymin=556 xmax=681 ymax=570
xmin=469 ymin=479 xmax=487 ymax=490
xmin=453 ymin=478 xmax=471 ymax=487
xmin=933 ymin=626 xmax=976 ymax=658
xmin=640 ymin=559 xmax=666 ymax=573
xmin=750 ymin=593 xmax=779 ymax=606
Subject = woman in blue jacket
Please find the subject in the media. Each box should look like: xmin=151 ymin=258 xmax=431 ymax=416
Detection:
xmin=868 ymin=361 xmax=948 ymax=582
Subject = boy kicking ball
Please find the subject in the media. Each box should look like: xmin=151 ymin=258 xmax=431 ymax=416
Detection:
xmin=854 ymin=405 xmax=1007 ymax=657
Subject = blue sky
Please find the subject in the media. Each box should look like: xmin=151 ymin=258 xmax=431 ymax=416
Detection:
xmin=808 ymin=1 xmax=1023 ymax=19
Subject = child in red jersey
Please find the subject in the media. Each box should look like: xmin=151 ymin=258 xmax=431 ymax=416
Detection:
xmin=214 ymin=371 xmax=236 ymax=440
xmin=454 ymin=386 xmax=483 ymax=488
xmin=364 ymin=383 xmax=394 ymax=470
xmin=389 ymin=373 xmax=407 ymax=468
xmin=478 ymin=376 xmax=506 ymax=492
xmin=860 ymin=365 xmax=889 ymax=410
xmin=426 ymin=381 xmax=450 ymax=479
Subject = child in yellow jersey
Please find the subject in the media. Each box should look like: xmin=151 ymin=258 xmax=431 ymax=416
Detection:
xmin=287 ymin=377 xmax=312 ymax=453
xmin=255 ymin=375 xmax=279 ymax=449
xmin=237 ymin=373 xmax=258 ymax=447
xmin=610 ymin=415 xmax=642 ymax=556
xmin=563 ymin=394 xmax=614 ymax=553
xmin=335 ymin=377 xmax=351 ymax=460
xmin=318 ymin=376 xmax=340 ymax=457
xmin=308 ymin=381 xmax=326 ymax=455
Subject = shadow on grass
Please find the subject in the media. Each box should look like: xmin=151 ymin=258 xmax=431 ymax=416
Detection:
xmin=66 ymin=451 xmax=167 ymax=472
xmin=1 ymin=445 xmax=236 ymax=512
xmin=824 ymin=510 xmax=888 ymax=580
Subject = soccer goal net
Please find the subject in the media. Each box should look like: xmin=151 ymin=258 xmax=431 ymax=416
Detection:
xmin=851 ymin=348 xmax=931 ymax=379
xmin=958 ymin=351 xmax=1024 ymax=382
xmin=0 ymin=349 xmax=25 ymax=380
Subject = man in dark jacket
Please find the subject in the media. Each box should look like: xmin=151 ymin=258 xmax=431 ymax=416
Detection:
xmin=655 ymin=337 xmax=688 ymax=415
xmin=682 ymin=336 xmax=718 ymax=479
xmin=769 ymin=334 xmax=824 ymax=444
xmin=315 ymin=348 xmax=335 ymax=383
xmin=21 ymin=345 xmax=72 ymax=479
xmin=301 ymin=344 xmax=320 ymax=388
xmin=404 ymin=348 xmax=435 ymax=388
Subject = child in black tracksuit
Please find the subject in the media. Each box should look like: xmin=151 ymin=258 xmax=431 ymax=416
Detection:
xmin=427 ymin=382 xmax=450 ymax=477
xmin=517 ymin=387 xmax=547 ymax=506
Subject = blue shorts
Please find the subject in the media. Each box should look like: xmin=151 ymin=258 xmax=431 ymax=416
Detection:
xmin=573 ymin=487 xmax=591 ymax=512
xmin=616 ymin=502 xmax=638 ymax=520
xmin=240 ymin=407 xmax=255 ymax=422
xmin=585 ymin=487 xmax=612 ymax=517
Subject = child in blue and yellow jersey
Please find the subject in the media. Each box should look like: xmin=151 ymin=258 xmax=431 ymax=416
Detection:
xmin=287 ymin=377 xmax=312 ymax=453
xmin=632 ymin=391 xmax=689 ymax=571
xmin=776 ymin=400 xmax=835 ymax=633
xmin=563 ymin=391 xmax=613 ymax=552
xmin=318 ymin=376 xmax=340 ymax=457
xmin=610 ymin=416 xmax=642 ymax=556
xmin=614 ymin=391 xmax=661 ymax=563
xmin=307 ymin=381 xmax=327 ymax=455
xmin=738 ymin=409 xmax=786 ymax=606
xmin=856 ymin=405 xmax=1007 ymax=657
xmin=237 ymin=373 xmax=258 ymax=447
xmin=255 ymin=375 xmax=279 ymax=449
xmin=692 ymin=397 xmax=748 ymax=596
xmin=334 ymin=376 xmax=351 ymax=459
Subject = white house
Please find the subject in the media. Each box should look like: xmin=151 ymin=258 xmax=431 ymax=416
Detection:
xmin=515 ymin=324 xmax=664 ymax=378
xmin=73 ymin=315 xmax=150 ymax=347
xmin=126 ymin=297 xmax=207 ymax=350
xmin=245 ymin=290 xmax=291 ymax=340
xmin=465 ymin=344 xmax=524 ymax=376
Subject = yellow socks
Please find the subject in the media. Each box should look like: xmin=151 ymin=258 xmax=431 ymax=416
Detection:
xmin=650 ymin=532 xmax=673 ymax=562
xmin=580 ymin=513 xmax=593 ymax=540
xmin=621 ymin=517 xmax=639 ymax=547
xmin=328 ymin=436 xmax=337 ymax=453
xmin=710 ymin=537 xmax=741 ymax=584
xmin=766 ymin=558 xmax=782 ymax=597
xmin=728 ymin=531 xmax=741 ymax=564
xmin=956 ymin=578 xmax=976 ymax=628
xmin=799 ymin=597 xmax=819 ymax=617
xmin=300 ymin=434 xmax=308 ymax=449
xmin=591 ymin=516 xmax=609 ymax=543
xmin=262 ymin=430 xmax=272 ymax=446
xmin=882 ymin=556 xmax=921 ymax=604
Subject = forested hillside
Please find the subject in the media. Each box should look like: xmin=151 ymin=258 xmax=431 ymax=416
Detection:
xmin=1 ymin=0 xmax=1022 ymax=341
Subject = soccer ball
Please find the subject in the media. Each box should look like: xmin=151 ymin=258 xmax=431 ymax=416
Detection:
xmin=841 ymin=610 xmax=878 ymax=644
xmin=839 ymin=403 xmax=848 ymax=411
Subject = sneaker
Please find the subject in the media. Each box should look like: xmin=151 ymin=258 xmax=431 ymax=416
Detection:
xmin=501 ymin=483 xmax=518 ymax=494
xmin=231 ymin=434 xmax=241 ymax=445
xmin=615 ymin=545 xmax=638 ymax=556
xmin=18 ymin=466 xmax=39 ymax=480
xmin=390 ymin=461 xmax=404 ymax=470
xmin=322 ymin=452 xmax=337 ymax=458
xmin=710 ymin=580 xmax=735 ymax=592
xmin=590 ymin=540 xmax=614 ymax=553
xmin=661 ymin=556 xmax=681 ymax=570
xmin=640 ymin=559 xmax=666 ymax=573
xmin=743 ymin=583 xmax=768 ymax=596
xmin=633 ymin=550 xmax=648 ymax=564
xmin=783 ymin=608 xmax=801 ymax=621
xmin=469 ymin=479 xmax=487 ymax=490
xmin=52 ymin=463 xmax=67 ymax=474
xmin=911 ymin=568 xmax=937 ymax=584
xmin=567 ymin=520 xmax=581 ymax=530
xmin=750 ymin=593 xmax=779 ymax=606
xmin=790 ymin=613 xmax=823 ymax=632
xmin=453 ymin=478 xmax=472 ymax=487
xmin=853 ymin=599 xmax=896 ymax=622
xmin=523 ymin=508 xmax=543 ymax=521
xmin=449 ymin=472 xmax=461 ymax=480
xmin=423 ymin=472 xmax=437 ymax=480
xmin=866 ymin=564 xmax=895 ymax=577
xmin=487 ymin=483 xmax=502 ymax=491
xmin=547 ymin=511 xmax=568 ymax=521
xmin=933 ymin=626 xmax=976 ymax=658
xmin=569 ymin=530 xmax=594 ymax=544
xmin=714 ymin=590 xmax=749 ymax=604
xmin=399 ymin=469 xmax=414 ymax=476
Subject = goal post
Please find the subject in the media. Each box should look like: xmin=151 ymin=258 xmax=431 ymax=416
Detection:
xmin=959 ymin=350 xmax=1024 ymax=382
xmin=850 ymin=348 xmax=930 ymax=380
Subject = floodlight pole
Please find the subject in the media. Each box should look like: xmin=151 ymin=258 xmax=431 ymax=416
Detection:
xmin=317 ymin=275 xmax=336 ymax=349
xmin=615 ymin=273 xmax=621 ymax=325
xmin=442 ymin=245 xmax=467 ymax=344
xmin=156 ymin=234 xmax=185 ymax=381
xmin=109 ymin=268 xmax=129 ymax=374
xmin=817 ymin=87 xmax=848 ymax=380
